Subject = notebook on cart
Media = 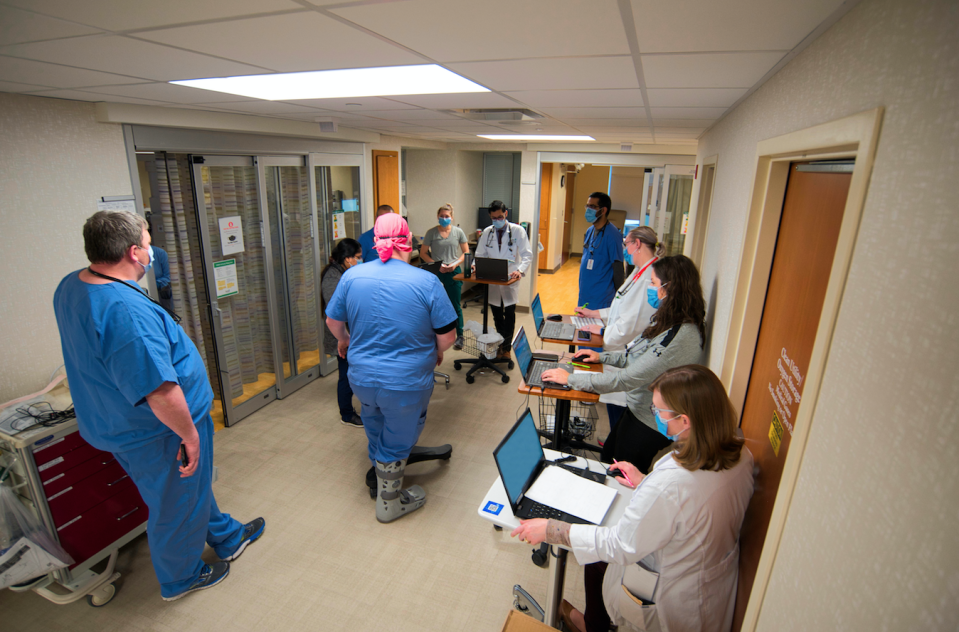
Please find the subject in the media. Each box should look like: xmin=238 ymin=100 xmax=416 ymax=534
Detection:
xmin=474 ymin=257 xmax=509 ymax=281
xmin=532 ymin=294 xmax=575 ymax=341
xmin=493 ymin=409 xmax=611 ymax=524
xmin=513 ymin=327 xmax=571 ymax=391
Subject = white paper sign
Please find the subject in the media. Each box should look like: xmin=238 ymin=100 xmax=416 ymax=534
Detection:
xmin=332 ymin=212 xmax=346 ymax=240
xmin=218 ymin=216 xmax=245 ymax=255
xmin=96 ymin=200 xmax=137 ymax=213
xmin=214 ymin=259 xmax=239 ymax=298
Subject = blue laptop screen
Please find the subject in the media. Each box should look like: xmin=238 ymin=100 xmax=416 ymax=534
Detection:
xmin=496 ymin=411 xmax=543 ymax=505
xmin=531 ymin=294 xmax=544 ymax=332
xmin=513 ymin=327 xmax=533 ymax=377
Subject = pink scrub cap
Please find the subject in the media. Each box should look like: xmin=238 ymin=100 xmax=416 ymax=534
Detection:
xmin=373 ymin=213 xmax=412 ymax=262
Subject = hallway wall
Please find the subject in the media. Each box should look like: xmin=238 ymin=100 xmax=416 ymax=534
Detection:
xmin=695 ymin=0 xmax=958 ymax=628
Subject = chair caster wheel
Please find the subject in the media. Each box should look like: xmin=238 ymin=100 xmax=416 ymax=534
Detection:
xmin=87 ymin=582 xmax=116 ymax=607
xmin=454 ymin=362 xmax=462 ymax=371
xmin=466 ymin=375 xmax=475 ymax=384
xmin=531 ymin=548 xmax=549 ymax=568
xmin=501 ymin=375 xmax=510 ymax=383
xmin=507 ymin=361 xmax=514 ymax=370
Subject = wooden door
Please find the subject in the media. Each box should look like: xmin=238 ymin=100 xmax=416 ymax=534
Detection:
xmin=538 ymin=163 xmax=553 ymax=270
xmin=372 ymin=150 xmax=399 ymax=213
xmin=733 ymin=164 xmax=852 ymax=630
xmin=562 ymin=172 xmax=575 ymax=263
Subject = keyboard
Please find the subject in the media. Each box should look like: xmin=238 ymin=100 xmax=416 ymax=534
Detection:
xmin=571 ymin=316 xmax=603 ymax=328
xmin=527 ymin=361 xmax=569 ymax=390
xmin=526 ymin=501 xmax=566 ymax=520
xmin=540 ymin=321 xmax=575 ymax=340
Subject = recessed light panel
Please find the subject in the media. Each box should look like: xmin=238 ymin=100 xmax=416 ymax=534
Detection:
xmin=477 ymin=135 xmax=595 ymax=141
xmin=171 ymin=65 xmax=489 ymax=100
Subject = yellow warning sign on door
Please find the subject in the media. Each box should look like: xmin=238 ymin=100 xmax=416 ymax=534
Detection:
xmin=769 ymin=411 xmax=784 ymax=457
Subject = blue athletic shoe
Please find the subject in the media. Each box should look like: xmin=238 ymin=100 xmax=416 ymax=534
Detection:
xmin=222 ymin=517 xmax=265 ymax=562
xmin=162 ymin=562 xmax=230 ymax=601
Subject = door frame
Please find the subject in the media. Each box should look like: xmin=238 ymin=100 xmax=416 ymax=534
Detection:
xmin=721 ymin=108 xmax=883 ymax=631
xmin=685 ymin=155 xmax=718 ymax=268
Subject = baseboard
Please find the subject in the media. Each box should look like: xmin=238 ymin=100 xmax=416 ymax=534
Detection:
xmin=538 ymin=261 xmax=564 ymax=274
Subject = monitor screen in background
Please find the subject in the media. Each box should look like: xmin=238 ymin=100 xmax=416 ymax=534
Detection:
xmin=495 ymin=411 xmax=542 ymax=504
xmin=477 ymin=207 xmax=512 ymax=231
xmin=531 ymin=294 xmax=544 ymax=331
xmin=513 ymin=327 xmax=533 ymax=376
xmin=623 ymin=219 xmax=641 ymax=236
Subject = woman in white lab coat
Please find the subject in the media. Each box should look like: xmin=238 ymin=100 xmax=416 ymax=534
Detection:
xmin=473 ymin=201 xmax=533 ymax=359
xmin=512 ymin=365 xmax=755 ymax=632
xmin=575 ymin=226 xmax=665 ymax=431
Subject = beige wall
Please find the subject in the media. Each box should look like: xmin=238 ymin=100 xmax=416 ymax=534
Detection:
xmin=569 ymin=165 xmax=610 ymax=255
xmin=0 ymin=94 xmax=133 ymax=403
xmin=404 ymin=148 xmax=483 ymax=238
xmin=542 ymin=162 xmax=567 ymax=271
xmin=609 ymin=167 xmax=646 ymax=221
xmin=695 ymin=0 xmax=959 ymax=628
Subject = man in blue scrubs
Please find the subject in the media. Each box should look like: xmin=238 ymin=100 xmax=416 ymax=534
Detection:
xmin=578 ymin=192 xmax=625 ymax=312
xmin=53 ymin=211 xmax=264 ymax=601
xmin=326 ymin=213 xmax=457 ymax=523
xmin=358 ymin=204 xmax=395 ymax=263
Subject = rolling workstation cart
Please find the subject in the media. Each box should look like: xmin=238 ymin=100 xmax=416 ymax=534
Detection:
xmin=0 ymin=418 xmax=147 ymax=607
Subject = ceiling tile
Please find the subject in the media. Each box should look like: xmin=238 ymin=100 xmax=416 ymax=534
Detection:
xmin=654 ymin=127 xmax=706 ymax=136
xmin=649 ymin=118 xmax=716 ymax=128
xmin=198 ymin=101 xmax=323 ymax=115
xmin=384 ymin=92 xmax=520 ymax=109
xmin=539 ymin=107 xmax=647 ymax=120
xmin=1 ymin=0 xmax=303 ymax=32
xmin=22 ymin=88 xmax=171 ymax=105
xmin=360 ymin=109 xmax=461 ymax=121
xmin=0 ymin=6 xmax=102 ymax=45
xmin=0 ymin=35 xmax=268 ymax=81
xmin=331 ymin=0 xmax=629 ymax=62
xmin=0 ymin=79 xmax=53 ymax=91
xmin=642 ymin=52 xmax=786 ymax=88
xmin=505 ymin=89 xmax=644 ymax=108
xmin=83 ymin=82 xmax=259 ymax=104
xmin=137 ymin=12 xmax=424 ymax=73
xmin=286 ymin=96 xmax=420 ymax=110
xmin=645 ymin=88 xmax=747 ymax=107
xmin=631 ymin=0 xmax=844 ymax=53
xmin=547 ymin=118 xmax=647 ymax=127
xmin=649 ymin=107 xmax=727 ymax=119
xmin=0 ymin=55 xmax=146 ymax=88
xmin=448 ymin=57 xmax=638 ymax=92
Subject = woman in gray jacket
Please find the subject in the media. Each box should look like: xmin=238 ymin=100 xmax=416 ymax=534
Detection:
xmin=322 ymin=238 xmax=363 ymax=427
xmin=542 ymin=255 xmax=707 ymax=473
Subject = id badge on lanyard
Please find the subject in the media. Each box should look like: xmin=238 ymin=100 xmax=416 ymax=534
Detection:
xmin=587 ymin=258 xmax=594 ymax=271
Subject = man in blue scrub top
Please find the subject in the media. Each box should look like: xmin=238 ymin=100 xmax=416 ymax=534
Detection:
xmin=578 ymin=192 xmax=625 ymax=312
xmin=358 ymin=204 xmax=395 ymax=263
xmin=53 ymin=211 xmax=264 ymax=601
xmin=326 ymin=213 xmax=457 ymax=523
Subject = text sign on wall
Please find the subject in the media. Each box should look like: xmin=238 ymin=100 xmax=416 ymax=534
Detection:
xmin=767 ymin=347 xmax=805 ymax=442
xmin=214 ymin=259 xmax=239 ymax=298
xmin=218 ymin=216 xmax=245 ymax=255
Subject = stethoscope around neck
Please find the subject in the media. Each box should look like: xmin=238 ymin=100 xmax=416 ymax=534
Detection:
xmin=485 ymin=224 xmax=514 ymax=253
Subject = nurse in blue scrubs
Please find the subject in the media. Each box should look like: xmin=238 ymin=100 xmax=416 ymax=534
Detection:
xmin=53 ymin=211 xmax=264 ymax=602
xmin=578 ymin=192 xmax=625 ymax=313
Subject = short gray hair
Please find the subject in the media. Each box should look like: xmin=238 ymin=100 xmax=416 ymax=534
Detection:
xmin=83 ymin=211 xmax=148 ymax=264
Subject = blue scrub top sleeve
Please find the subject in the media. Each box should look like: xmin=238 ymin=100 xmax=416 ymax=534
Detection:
xmin=100 ymin=299 xmax=179 ymax=406
xmin=609 ymin=227 xmax=624 ymax=262
xmin=325 ymin=278 xmax=348 ymax=322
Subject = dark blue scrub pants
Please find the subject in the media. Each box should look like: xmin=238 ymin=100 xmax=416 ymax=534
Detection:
xmin=336 ymin=355 xmax=357 ymax=421
xmin=113 ymin=414 xmax=243 ymax=599
xmin=351 ymin=384 xmax=433 ymax=465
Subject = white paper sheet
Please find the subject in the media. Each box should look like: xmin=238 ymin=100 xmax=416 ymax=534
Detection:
xmin=525 ymin=464 xmax=617 ymax=524
xmin=597 ymin=365 xmax=628 ymax=406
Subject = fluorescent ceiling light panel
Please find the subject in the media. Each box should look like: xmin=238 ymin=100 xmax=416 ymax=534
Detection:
xmin=171 ymin=65 xmax=489 ymax=100
xmin=477 ymin=135 xmax=595 ymax=141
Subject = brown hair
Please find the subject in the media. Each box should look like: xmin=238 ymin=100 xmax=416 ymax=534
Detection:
xmin=627 ymin=226 xmax=665 ymax=257
xmin=437 ymin=203 xmax=454 ymax=216
xmin=642 ymin=255 xmax=706 ymax=346
xmin=650 ymin=365 xmax=744 ymax=471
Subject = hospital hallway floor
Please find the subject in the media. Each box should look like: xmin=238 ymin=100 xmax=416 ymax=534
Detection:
xmin=0 ymin=297 xmax=616 ymax=632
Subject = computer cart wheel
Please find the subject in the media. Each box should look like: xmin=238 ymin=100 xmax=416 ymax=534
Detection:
xmin=501 ymin=375 xmax=510 ymax=384
xmin=507 ymin=361 xmax=514 ymax=370
xmin=466 ymin=374 xmax=475 ymax=384
xmin=454 ymin=362 xmax=462 ymax=371
xmin=87 ymin=582 xmax=116 ymax=607
xmin=531 ymin=546 xmax=549 ymax=568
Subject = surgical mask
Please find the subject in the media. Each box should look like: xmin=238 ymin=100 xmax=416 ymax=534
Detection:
xmin=492 ymin=218 xmax=507 ymax=230
xmin=137 ymin=245 xmax=155 ymax=272
xmin=646 ymin=285 xmax=661 ymax=309
xmin=654 ymin=410 xmax=686 ymax=442
xmin=438 ymin=217 xmax=452 ymax=227
xmin=585 ymin=207 xmax=599 ymax=223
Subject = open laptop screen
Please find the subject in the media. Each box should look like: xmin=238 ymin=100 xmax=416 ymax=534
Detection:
xmin=512 ymin=327 xmax=533 ymax=378
xmin=531 ymin=294 xmax=544 ymax=332
xmin=494 ymin=410 xmax=543 ymax=505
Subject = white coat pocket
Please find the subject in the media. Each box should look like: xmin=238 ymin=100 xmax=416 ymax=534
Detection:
xmin=616 ymin=585 xmax=660 ymax=632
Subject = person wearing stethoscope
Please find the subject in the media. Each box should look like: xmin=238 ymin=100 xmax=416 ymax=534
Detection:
xmin=575 ymin=225 xmax=665 ymax=431
xmin=473 ymin=200 xmax=533 ymax=360
xmin=578 ymin=192 xmax=625 ymax=315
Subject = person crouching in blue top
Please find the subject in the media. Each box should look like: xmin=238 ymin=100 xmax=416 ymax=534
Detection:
xmin=358 ymin=204 xmax=396 ymax=263
xmin=326 ymin=213 xmax=457 ymax=523
xmin=52 ymin=211 xmax=264 ymax=601
xmin=578 ymin=192 xmax=625 ymax=313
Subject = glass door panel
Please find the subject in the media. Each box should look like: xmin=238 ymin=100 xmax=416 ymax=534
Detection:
xmin=657 ymin=165 xmax=696 ymax=256
xmin=193 ymin=156 xmax=277 ymax=425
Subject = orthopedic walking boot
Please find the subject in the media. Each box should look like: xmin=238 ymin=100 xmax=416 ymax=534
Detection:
xmin=375 ymin=459 xmax=427 ymax=523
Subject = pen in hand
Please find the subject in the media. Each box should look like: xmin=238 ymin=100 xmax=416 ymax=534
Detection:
xmin=611 ymin=459 xmax=635 ymax=487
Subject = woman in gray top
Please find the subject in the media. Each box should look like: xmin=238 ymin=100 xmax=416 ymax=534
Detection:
xmin=420 ymin=203 xmax=470 ymax=349
xmin=542 ymin=255 xmax=707 ymax=474
xmin=322 ymin=238 xmax=363 ymax=427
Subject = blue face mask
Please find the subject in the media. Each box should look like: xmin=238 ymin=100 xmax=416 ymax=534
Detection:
xmin=492 ymin=218 xmax=507 ymax=230
xmin=585 ymin=207 xmax=599 ymax=223
xmin=646 ymin=285 xmax=661 ymax=309
xmin=654 ymin=411 xmax=685 ymax=441
xmin=137 ymin=244 xmax=155 ymax=272
xmin=438 ymin=217 xmax=452 ymax=227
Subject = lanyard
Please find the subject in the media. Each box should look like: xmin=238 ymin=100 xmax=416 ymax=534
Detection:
xmin=86 ymin=268 xmax=182 ymax=324
xmin=615 ymin=257 xmax=657 ymax=300
xmin=584 ymin=223 xmax=607 ymax=255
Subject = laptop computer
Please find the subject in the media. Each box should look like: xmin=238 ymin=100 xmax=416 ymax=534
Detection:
xmin=417 ymin=261 xmax=443 ymax=275
xmin=513 ymin=326 xmax=572 ymax=390
xmin=493 ymin=409 xmax=607 ymax=524
xmin=532 ymin=294 xmax=575 ymax=341
xmin=474 ymin=257 xmax=509 ymax=281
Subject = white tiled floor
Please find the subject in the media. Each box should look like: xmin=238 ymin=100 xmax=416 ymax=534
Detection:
xmin=0 ymin=301 xmax=610 ymax=632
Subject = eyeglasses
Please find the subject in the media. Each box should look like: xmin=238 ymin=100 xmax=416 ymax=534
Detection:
xmin=585 ymin=204 xmax=601 ymax=211
xmin=650 ymin=403 xmax=679 ymax=418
